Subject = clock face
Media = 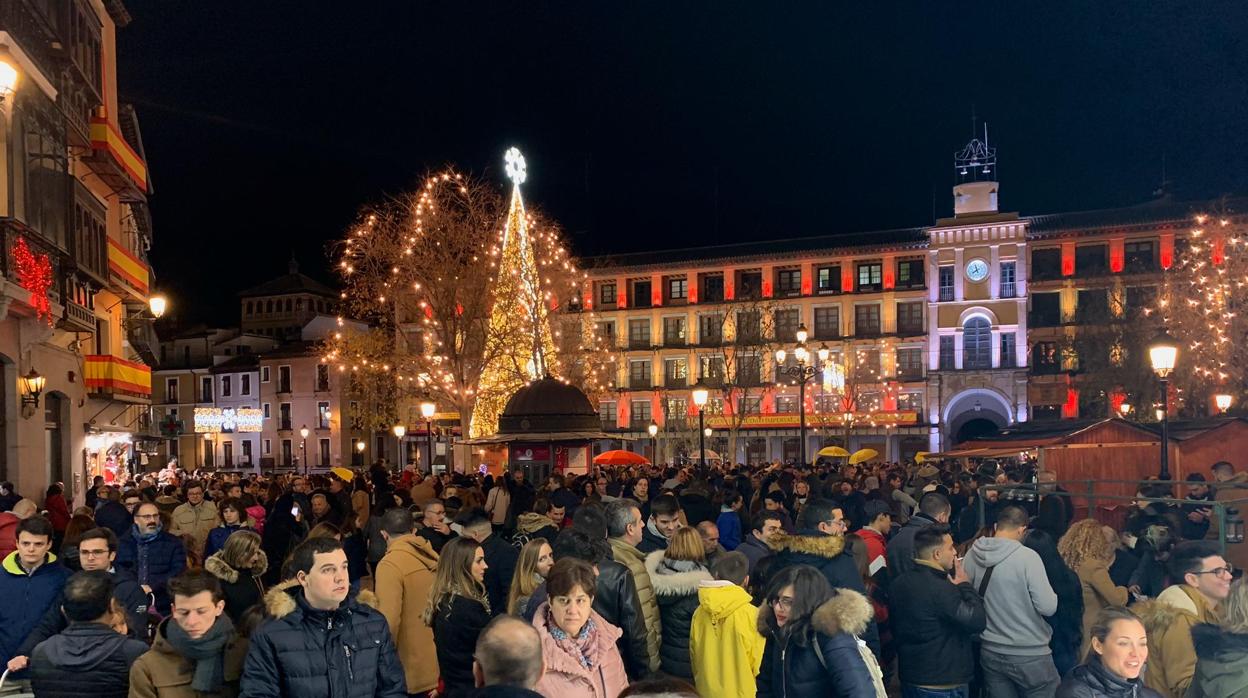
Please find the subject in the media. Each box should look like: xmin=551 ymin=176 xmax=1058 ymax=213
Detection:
xmin=966 ymin=259 xmax=989 ymax=282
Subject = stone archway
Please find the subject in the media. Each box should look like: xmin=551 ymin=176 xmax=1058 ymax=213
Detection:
xmin=944 ymin=388 xmax=1013 ymax=447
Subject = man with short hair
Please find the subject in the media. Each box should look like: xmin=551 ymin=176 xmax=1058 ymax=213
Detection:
xmin=689 ymin=551 xmax=764 ymax=698
xmin=28 ymin=571 xmax=147 ymax=698
xmin=888 ymin=491 xmax=951 ymax=581
xmin=131 ymin=570 xmax=243 ymax=695
xmin=964 ymin=505 xmax=1059 ymax=698
xmin=695 ymin=521 xmax=724 ymax=567
xmin=737 ymin=512 xmax=784 ymax=575
xmin=375 ymin=507 xmax=439 ymax=695
xmin=0 ymin=498 xmax=37 ymax=560
xmin=855 ymin=500 xmax=892 ymax=576
xmin=116 ymin=502 xmax=186 ymax=615
xmin=11 ymin=528 xmax=149 ymax=668
xmin=169 ymin=480 xmax=218 ymax=558
xmin=762 ymin=491 xmax=794 ymax=532
xmin=242 ymin=538 xmax=405 ymax=697
xmin=95 ymin=488 xmax=134 ymax=538
xmin=471 ymin=615 xmax=544 ymax=697
xmin=0 ymin=516 xmax=70 ymax=674
xmin=85 ymin=476 xmax=105 ymax=509
xmin=1137 ymin=540 xmax=1230 ymax=697
xmin=461 ymin=510 xmax=519 ymax=617
xmin=417 ymin=498 xmax=457 ymax=552
xmin=606 ymin=498 xmax=662 ymax=674
xmin=638 ymin=494 xmax=682 ymax=553
xmin=889 ymin=524 xmax=986 ymax=697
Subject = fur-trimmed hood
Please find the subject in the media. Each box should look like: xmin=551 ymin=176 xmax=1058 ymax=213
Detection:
xmin=1134 ymin=584 xmax=1211 ymax=635
xmin=644 ymin=549 xmax=712 ymax=596
xmin=770 ymin=530 xmax=845 ymax=559
xmin=204 ymin=549 xmax=268 ymax=583
xmin=516 ymin=512 xmax=557 ymax=536
xmin=262 ymin=578 xmax=380 ymax=620
xmin=1192 ymin=622 xmax=1248 ymax=660
xmin=755 ymin=588 xmax=873 ymax=638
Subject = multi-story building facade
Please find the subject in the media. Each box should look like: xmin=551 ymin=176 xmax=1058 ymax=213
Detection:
xmin=239 ymin=258 xmax=337 ymax=341
xmin=586 ymin=136 xmax=1237 ymax=463
xmin=0 ymin=1 xmax=159 ymax=501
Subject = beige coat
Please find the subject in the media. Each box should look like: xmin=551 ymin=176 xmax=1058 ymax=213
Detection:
xmin=609 ymin=536 xmax=662 ymax=672
xmin=1075 ymin=557 xmax=1128 ymax=659
xmin=129 ymin=619 xmax=247 ymax=698
xmin=374 ymin=534 xmax=440 ymax=693
xmin=170 ymin=501 xmax=218 ymax=555
xmin=1136 ymin=584 xmax=1222 ymax=698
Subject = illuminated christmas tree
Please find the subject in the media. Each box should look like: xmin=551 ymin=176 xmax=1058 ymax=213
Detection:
xmin=469 ymin=148 xmax=559 ymax=437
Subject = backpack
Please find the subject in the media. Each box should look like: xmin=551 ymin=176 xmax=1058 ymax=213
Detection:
xmin=812 ymin=634 xmax=887 ymax=698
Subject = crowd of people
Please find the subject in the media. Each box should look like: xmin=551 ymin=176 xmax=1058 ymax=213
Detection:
xmin=0 ymin=454 xmax=1245 ymax=697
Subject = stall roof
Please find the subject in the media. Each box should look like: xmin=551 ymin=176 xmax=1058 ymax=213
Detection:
xmin=458 ymin=430 xmax=630 ymax=445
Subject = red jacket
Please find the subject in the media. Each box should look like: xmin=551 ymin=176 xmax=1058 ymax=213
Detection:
xmin=0 ymin=512 xmax=17 ymax=560
xmin=44 ymin=494 xmax=70 ymax=533
xmin=855 ymin=526 xmax=889 ymax=623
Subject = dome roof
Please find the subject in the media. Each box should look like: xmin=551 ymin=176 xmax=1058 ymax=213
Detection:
xmin=497 ymin=376 xmax=600 ymax=434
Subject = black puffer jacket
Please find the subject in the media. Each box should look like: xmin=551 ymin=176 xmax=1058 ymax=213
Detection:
xmin=1057 ymin=658 xmax=1163 ymax=697
xmin=204 ymin=550 xmax=268 ymax=624
xmin=771 ymin=530 xmax=880 ymax=657
xmin=645 ymin=550 xmax=712 ymax=679
xmin=521 ymin=558 xmax=650 ymax=680
xmin=28 ymin=622 xmax=147 ymax=698
xmin=885 ymin=512 xmax=938 ymax=581
xmin=430 ymin=593 xmax=492 ymax=698
xmin=888 ymin=562 xmax=986 ymax=686
xmin=756 ymin=588 xmax=878 ymax=698
xmin=241 ymin=581 xmax=405 ymax=698
xmin=17 ymin=569 xmax=150 ymax=655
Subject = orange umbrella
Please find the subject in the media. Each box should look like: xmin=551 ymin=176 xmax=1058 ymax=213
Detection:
xmin=593 ymin=449 xmax=650 ymax=466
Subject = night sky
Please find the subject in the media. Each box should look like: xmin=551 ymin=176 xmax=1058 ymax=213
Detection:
xmin=118 ymin=2 xmax=1248 ymax=327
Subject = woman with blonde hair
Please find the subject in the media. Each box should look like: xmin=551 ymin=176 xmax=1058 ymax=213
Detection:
xmin=1057 ymin=606 xmax=1160 ymax=697
xmin=508 ymin=538 xmax=554 ymax=615
xmin=1192 ymin=578 xmax=1248 ymax=697
xmin=645 ymin=526 xmax=712 ymax=679
xmin=204 ymin=529 xmax=267 ymax=623
xmin=1059 ymin=518 xmax=1129 ymax=658
xmin=425 ymin=536 xmax=490 ymax=698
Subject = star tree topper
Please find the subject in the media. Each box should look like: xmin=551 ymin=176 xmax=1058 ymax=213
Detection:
xmin=505 ymin=147 xmax=527 ymax=185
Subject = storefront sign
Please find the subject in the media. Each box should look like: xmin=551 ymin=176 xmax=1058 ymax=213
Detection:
xmin=704 ymin=411 xmax=919 ymax=429
xmin=194 ymin=407 xmax=263 ymax=433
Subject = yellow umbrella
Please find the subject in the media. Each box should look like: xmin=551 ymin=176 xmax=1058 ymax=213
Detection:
xmin=914 ymin=451 xmax=930 ymax=464
xmin=815 ymin=446 xmax=850 ymax=460
xmin=330 ymin=467 xmax=355 ymax=482
xmin=849 ymin=448 xmax=879 ymax=465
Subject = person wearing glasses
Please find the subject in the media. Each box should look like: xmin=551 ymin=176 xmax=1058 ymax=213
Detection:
xmin=115 ymin=502 xmax=186 ymax=616
xmin=1133 ymin=541 xmax=1231 ymax=697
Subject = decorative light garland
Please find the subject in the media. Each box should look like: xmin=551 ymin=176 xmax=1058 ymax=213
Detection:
xmin=13 ymin=236 xmax=53 ymax=326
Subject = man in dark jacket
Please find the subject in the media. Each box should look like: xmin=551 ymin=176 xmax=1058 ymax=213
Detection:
xmin=887 ymin=491 xmax=951 ymax=581
xmin=29 ymin=570 xmax=147 ymax=698
xmin=504 ymin=470 xmax=537 ymax=530
xmin=771 ymin=498 xmax=880 ymax=656
xmin=93 ymin=489 xmax=133 ymax=539
xmin=242 ymin=537 xmax=405 ymax=698
xmin=416 ymin=498 xmax=457 ymax=553
xmin=13 ymin=528 xmax=149 ymax=663
xmin=115 ymin=502 xmax=186 ymax=615
xmin=738 ymin=511 xmax=784 ymax=575
xmin=638 ymin=494 xmax=682 ymax=553
xmin=678 ymin=482 xmax=717 ymax=528
xmin=462 ymin=511 xmax=519 ymax=617
xmin=889 ymin=524 xmax=986 ymax=695
xmin=0 ymin=516 xmax=71 ymax=675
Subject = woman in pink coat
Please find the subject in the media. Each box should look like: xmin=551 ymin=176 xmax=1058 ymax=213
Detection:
xmin=531 ymin=557 xmax=629 ymax=698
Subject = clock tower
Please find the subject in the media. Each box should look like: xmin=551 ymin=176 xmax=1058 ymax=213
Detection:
xmin=924 ymin=125 xmax=1030 ymax=450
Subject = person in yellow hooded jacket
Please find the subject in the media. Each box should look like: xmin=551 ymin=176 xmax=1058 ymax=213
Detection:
xmin=689 ymin=551 xmax=765 ymax=698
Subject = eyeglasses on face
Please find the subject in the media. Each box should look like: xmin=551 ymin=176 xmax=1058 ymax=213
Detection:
xmin=769 ymin=596 xmax=794 ymax=610
xmin=1193 ymin=565 xmax=1235 ymax=578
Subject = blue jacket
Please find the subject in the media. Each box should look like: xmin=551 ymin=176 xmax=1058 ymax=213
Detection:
xmin=115 ymin=528 xmax=185 ymax=615
xmin=205 ymin=523 xmax=248 ymax=558
xmin=0 ymin=551 xmax=70 ymax=668
xmin=717 ymin=509 xmax=743 ymax=551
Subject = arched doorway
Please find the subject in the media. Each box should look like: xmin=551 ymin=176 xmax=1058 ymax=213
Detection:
xmin=956 ymin=417 xmax=1001 ymax=443
xmin=944 ymin=389 xmax=1013 ymax=447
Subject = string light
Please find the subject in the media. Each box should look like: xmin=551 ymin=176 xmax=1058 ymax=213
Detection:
xmin=13 ymin=236 xmax=53 ymax=326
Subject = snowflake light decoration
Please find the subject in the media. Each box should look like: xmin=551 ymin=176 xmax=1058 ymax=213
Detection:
xmin=504 ymin=147 xmax=527 ymax=185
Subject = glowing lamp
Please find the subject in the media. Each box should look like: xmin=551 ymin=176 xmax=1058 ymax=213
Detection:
xmin=647 ymin=420 xmax=658 ymax=437
xmin=149 ymin=294 xmax=167 ymax=318
xmin=355 ymin=441 xmax=366 ymax=453
xmin=19 ymin=367 xmax=44 ymax=416
xmin=393 ymin=424 xmax=406 ymax=438
xmin=0 ymin=60 xmax=18 ymax=99
xmin=704 ymin=427 xmax=713 ymax=437
xmin=796 ymin=323 xmax=809 ymax=344
xmin=1216 ymin=394 xmax=1233 ymax=413
xmin=420 ymin=401 xmax=437 ymax=419
xmin=775 ymin=349 xmax=787 ymax=365
xmin=794 ymin=346 xmax=809 ymax=364
xmin=691 ymin=386 xmax=709 ymax=408
xmin=299 ymin=425 xmax=310 ymax=439
xmin=1119 ymin=402 xmax=1132 ymax=417
xmin=818 ymin=345 xmax=830 ymax=362
xmin=1148 ymin=332 xmax=1179 ymax=379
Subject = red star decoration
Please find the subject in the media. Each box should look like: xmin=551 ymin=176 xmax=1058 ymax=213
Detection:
xmin=13 ymin=236 xmax=53 ymax=326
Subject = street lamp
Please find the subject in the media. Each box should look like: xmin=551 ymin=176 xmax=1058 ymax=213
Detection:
xmin=648 ymin=419 xmax=658 ymax=464
xmin=1149 ymin=331 xmax=1179 ymax=480
xmin=148 ymin=294 xmax=168 ymax=319
xmin=421 ymin=401 xmax=436 ymax=473
xmin=393 ymin=424 xmax=407 ymax=472
xmin=0 ymin=59 xmax=19 ymax=101
xmin=355 ymin=439 xmax=365 ymax=465
xmin=691 ymin=383 xmax=709 ymax=468
xmin=1119 ymin=402 xmax=1132 ymax=419
xmin=299 ymin=425 xmax=310 ymax=474
xmin=1215 ymin=393 xmax=1233 ymax=414
xmin=775 ymin=324 xmax=828 ymax=467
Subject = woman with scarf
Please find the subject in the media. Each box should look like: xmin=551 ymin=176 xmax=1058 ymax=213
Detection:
xmin=130 ymin=569 xmax=246 ymax=698
xmin=203 ymin=530 xmax=267 ymax=625
xmin=645 ymin=527 xmax=713 ymax=679
xmin=424 ymin=536 xmax=491 ymax=698
xmin=532 ymin=557 xmax=629 ymax=698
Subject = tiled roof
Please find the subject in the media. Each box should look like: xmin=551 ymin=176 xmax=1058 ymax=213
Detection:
xmin=1026 ymin=197 xmax=1248 ymax=238
xmin=238 ymin=272 xmax=337 ymax=299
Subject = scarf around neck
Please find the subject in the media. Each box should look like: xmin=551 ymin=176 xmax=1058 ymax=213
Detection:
xmin=133 ymin=523 xmax=163 ymax=543
xmin=164 ymin=615 xmax=235 ymax=693
xmin=546 ymin=607 xmax=600 ymax=669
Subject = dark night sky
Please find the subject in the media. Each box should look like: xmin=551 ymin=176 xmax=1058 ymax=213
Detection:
xmin=118 ymin=2 xmax=1248 ymax=327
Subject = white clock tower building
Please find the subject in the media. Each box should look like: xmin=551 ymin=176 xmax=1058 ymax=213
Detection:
xmin=925 ymin=126 xmax=1031 ymax=451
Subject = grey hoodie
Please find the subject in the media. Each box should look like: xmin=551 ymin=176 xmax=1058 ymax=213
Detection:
xmin=963 ymin=536 xmax=1058 ymax=656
